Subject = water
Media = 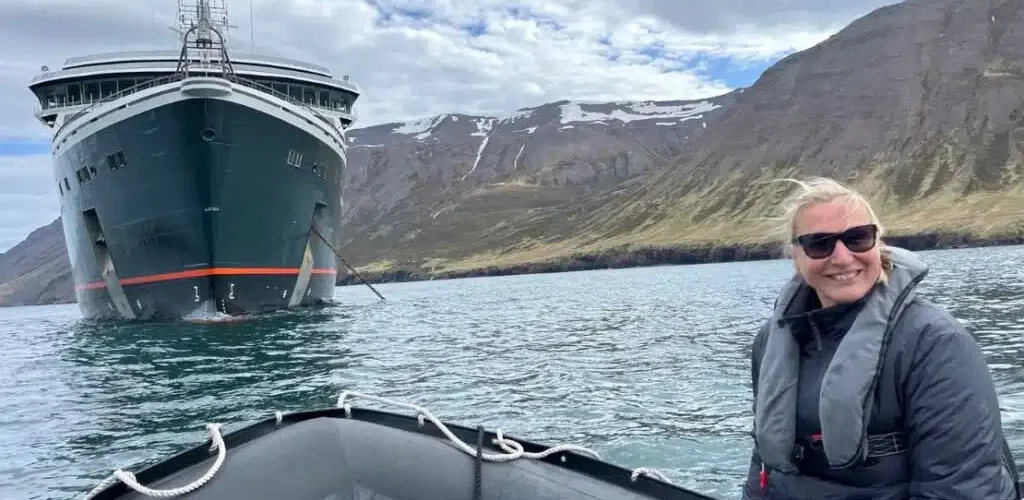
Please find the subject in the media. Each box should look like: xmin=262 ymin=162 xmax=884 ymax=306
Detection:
xmin=1 ymin=245 xmax=1023 ymax=500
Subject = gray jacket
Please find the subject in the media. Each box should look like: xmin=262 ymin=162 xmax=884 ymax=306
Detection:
xmin=742 ymin=247 xmax=1020 ymax=499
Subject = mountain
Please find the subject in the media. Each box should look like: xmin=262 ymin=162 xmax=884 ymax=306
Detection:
xmin=591 ymin=0 xmax=1024 ymax=243
xmin=5 ymin=0 xmax=1024 ymax=306
xmin=336 ymin=94 xmax=739 ymax=272
xmin=0 ymin=218 xmax=71 ymax=306
xmin=371 ymin=0 xmax=1024 ymax=275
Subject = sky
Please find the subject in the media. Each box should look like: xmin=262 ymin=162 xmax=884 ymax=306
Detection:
xmin=0 ymin=0 xmax=899 ymax=253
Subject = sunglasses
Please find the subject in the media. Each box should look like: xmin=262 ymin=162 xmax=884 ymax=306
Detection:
xmin=792 ymin=223 xmax=879 ymax=259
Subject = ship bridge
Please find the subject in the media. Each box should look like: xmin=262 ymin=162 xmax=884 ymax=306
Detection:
xmin=28 ymin=49 xmax=361 ymax=132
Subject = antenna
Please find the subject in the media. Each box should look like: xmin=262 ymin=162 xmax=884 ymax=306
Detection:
xmin=250 ymin=0 xmax=255 ymax=52
xmin=173 ymin=0 xmax=237 ymax=77
xmin=175 ymin=0 xmax=237 ymax=47
xmin=150 ymin=0 xmax=157 ymax=49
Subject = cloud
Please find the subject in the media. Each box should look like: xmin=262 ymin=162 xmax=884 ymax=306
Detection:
xmin=0 ymin=0 xmax=899 ymax=250
xmin=0 ymin=0 xmax=901 ymax=134
xmin=0 ymin=154 xmax=60 ymax=252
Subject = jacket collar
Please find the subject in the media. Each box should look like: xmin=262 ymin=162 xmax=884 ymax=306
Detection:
xmin=779 ymin=284 xmax=872 ymax=351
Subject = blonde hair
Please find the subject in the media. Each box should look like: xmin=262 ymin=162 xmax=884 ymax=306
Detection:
xmin=770 ymin=177 xmax=892 ymax=281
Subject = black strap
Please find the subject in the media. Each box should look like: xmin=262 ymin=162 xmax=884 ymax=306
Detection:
xmin=473 ymin=425 xmax=484 ymax=500
xmin=864 ymin=431 xmax=907 ymax=458
xmin=792 ymin=431 xmax=908 ymax=465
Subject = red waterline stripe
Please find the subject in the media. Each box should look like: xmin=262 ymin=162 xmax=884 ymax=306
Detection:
xmin=75 ymin=267 xmax=337 ymax=291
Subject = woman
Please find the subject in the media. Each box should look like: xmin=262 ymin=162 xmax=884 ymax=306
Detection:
xmin=742 ymin=177 xmax=1020 ymax=499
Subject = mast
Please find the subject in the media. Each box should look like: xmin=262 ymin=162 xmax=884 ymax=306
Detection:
xmin=174 ymin=0 xmax=237 ymax=77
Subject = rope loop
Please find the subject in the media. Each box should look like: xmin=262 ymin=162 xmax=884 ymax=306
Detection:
xmin=82 ymin=423 xmax=227 ymax=499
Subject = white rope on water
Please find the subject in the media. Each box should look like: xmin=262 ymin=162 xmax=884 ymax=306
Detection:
xmin=335 ymin=390 xmax=674 ymax=483
xmin=81 ymin=423 xmax=227 ymax=500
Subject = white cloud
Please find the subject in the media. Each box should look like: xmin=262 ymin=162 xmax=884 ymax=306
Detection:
xmin=0 ymin=0 xmax=898 ymax=249
xmin=0 ymin=154 xmax=60 ymax=252
xmin=0 ymin=0 xmax=899 ymax=135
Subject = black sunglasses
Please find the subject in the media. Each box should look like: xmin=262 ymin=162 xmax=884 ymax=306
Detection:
xmin=792 ymin=223 xmax=879 ymax=259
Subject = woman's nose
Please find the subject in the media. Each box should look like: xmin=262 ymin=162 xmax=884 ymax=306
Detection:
xmin=829 ymin=241 xmax=855 ymax=263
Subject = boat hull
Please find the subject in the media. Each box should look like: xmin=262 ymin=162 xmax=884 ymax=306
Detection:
xmin=53 ymin=83 xmax=343 ymax=320
xmin=81 ymin=407 xmax=717 ymax=500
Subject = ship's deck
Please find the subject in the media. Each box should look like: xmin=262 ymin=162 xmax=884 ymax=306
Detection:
xmin=62 ymin=49 xmax=334 ymax=78
xmin=30 ymin=49 xmax=359 ymax=96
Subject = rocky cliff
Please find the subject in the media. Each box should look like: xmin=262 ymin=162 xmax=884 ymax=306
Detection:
xmin=401 ymin=0 xmax=1024 ymax=274
xmin=336 ymin=94 xmax=739 ymax=270
xmin=0 ymin=217 xmax=71 ymax=306
xmin=614 ymin=0 xmax=1024 ymax=240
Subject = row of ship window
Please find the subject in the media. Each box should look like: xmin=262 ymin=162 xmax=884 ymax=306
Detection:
xmin=287 ymin=150 xmax=328 ymax=179
xmin=58 ymin=149 xmax=327 ymax=196
xmin=59 ymin=151 xmax=126 ymax=195
xmin=35 ymin=75 xmax=355 ymax=114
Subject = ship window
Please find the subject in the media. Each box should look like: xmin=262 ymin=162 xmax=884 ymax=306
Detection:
xmin=100 ymin=80 xmax=117 ymax=98
xmin=272 ymin=82 xmax=287 ymax=96
xmin=52 ymin=85 xmax=68 ymax=108
xmin=58 ymin=182 xmax=63 ymax=195
xmin=288 ymin=85 xmax=302 ymax=102
xmin=118 ymin=79 xmax=136 ymax=95
xmin=318 ymin=90 xmax=329 ymax=108
xmin=107 ymin=151 xmax=126 ymax=170
xmin=64 ymin=178 xmax=71 ymax=191
xmin=84 ymin=82 xmax=100 ymax=102
xmin=303 ymin=87 xmax=316 ymax=105
xmin=67 ymin=84 xmax=81 ymax=106
xmin=76 ymin=166 xmax=92 ymax=184
xmin=42 ymin=88 xmax=56 ymax=109
xmin=286 ymin=150 xmax=303 ymax=168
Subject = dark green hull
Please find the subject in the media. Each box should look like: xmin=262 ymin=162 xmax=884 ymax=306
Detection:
xmin=55 ymin=95 xmax=343 ymax=320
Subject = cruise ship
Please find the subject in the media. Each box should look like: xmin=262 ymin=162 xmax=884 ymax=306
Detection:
xmin=27 ymin=0 xmax=359 ymax=320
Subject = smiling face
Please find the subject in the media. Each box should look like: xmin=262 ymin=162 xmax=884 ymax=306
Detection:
xmin=791 ymin=196 xmax=883 ymax=308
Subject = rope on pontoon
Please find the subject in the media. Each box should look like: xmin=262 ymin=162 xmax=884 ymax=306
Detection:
xmin=81 ymin=424 xmax=226 ymax=499
xmin=79 ymin=389 xmax=674 ymax=499
xmin=335 ymin=390 xmax=673 ymax=483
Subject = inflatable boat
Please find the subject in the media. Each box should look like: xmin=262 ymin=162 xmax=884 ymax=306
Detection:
xmin=79 ymin=390 xmax=717 ymax=500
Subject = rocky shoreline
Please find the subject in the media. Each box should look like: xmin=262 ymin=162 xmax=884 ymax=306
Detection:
xmin=335 ymin=232 xmax=1024 ymax=287
xmin=3 ymin=229 xmax=1021 ymax=307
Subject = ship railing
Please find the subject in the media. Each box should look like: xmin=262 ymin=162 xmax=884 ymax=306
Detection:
xmin=54 ymin=73 xmax=187 ymax=138
xmin=228 ymin=75 xmax=343 ymax=130
xmin=52 ymin=72 xmax=352 ymax=139
xmin=34 ymin=98 xmax=90 ymax=115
